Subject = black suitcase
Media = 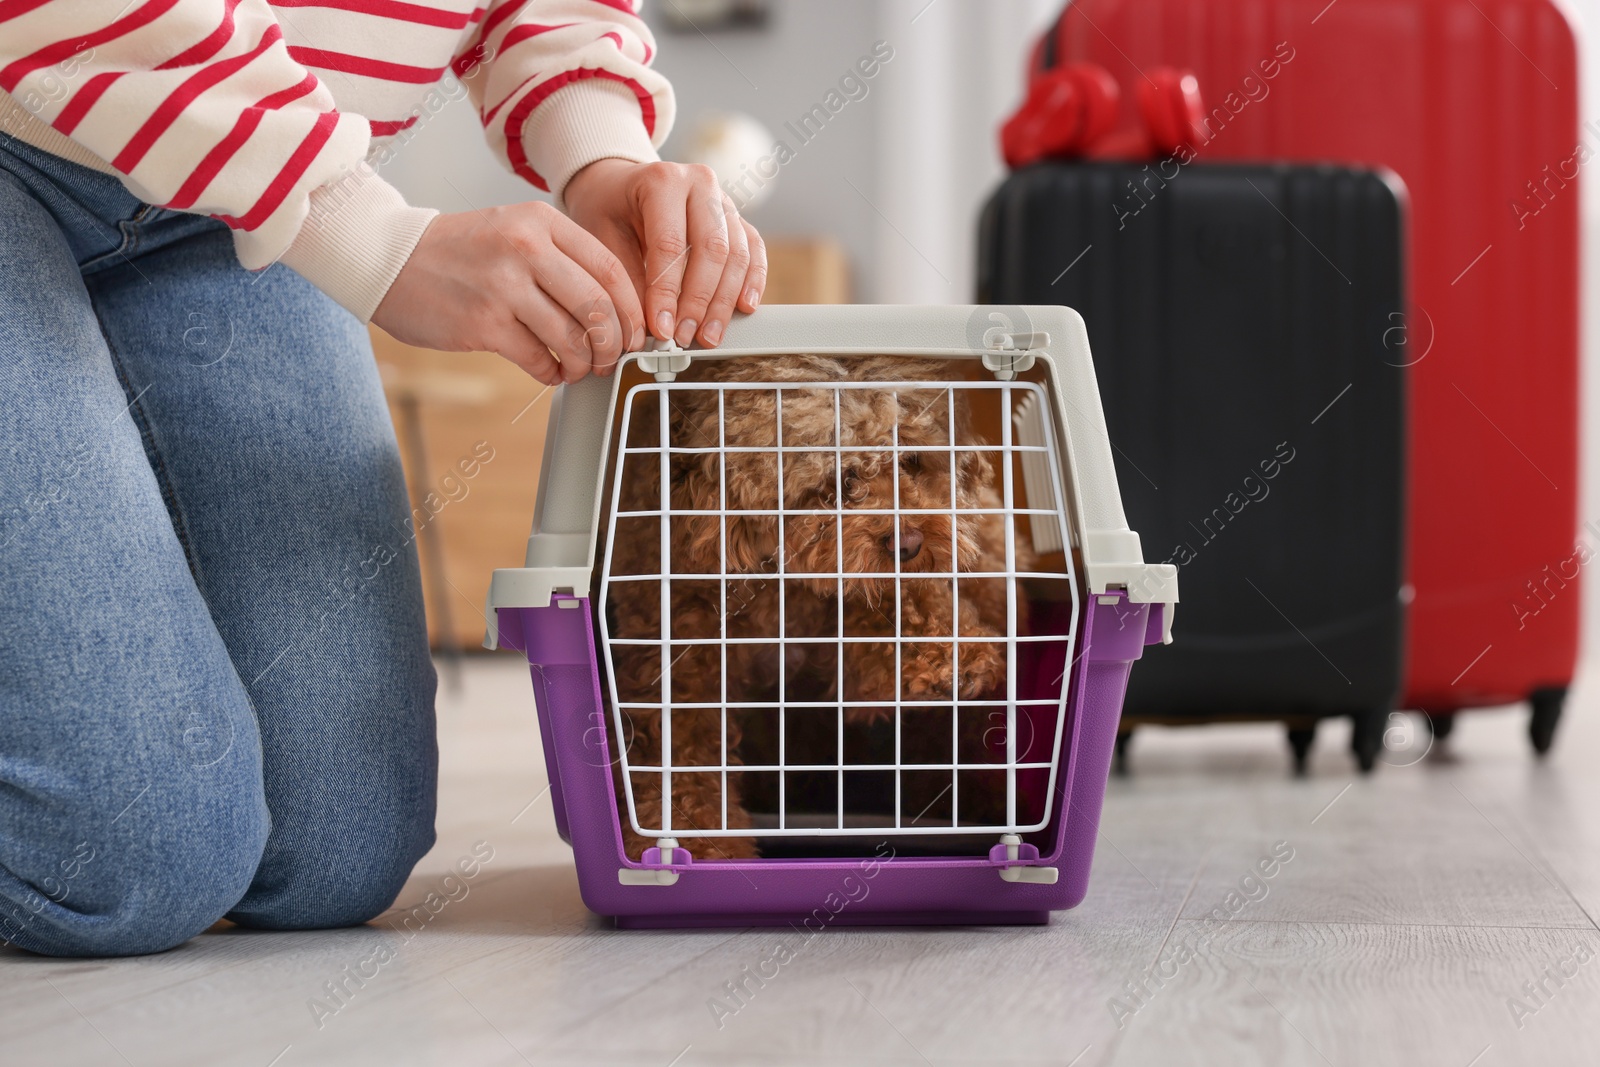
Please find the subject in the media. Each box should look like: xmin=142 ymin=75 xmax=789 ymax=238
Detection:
xmin=978 ymin=162 xmax=1407 ymax=773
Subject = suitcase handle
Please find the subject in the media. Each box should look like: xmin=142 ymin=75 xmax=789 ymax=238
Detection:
xmin=1001 ymin=58 xmax=1205 ymax=167
xmin=1000 ymin=63 xmax=1120 ymax=169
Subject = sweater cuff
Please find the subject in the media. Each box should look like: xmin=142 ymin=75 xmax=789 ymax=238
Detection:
xmin=521 ymin=79 xmax=661 ymax=209
xmin=277 ymin=165 xmax=438 ymax=322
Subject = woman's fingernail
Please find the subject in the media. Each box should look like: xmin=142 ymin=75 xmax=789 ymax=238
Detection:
xmin=655 ymin=310 xmax=674 ymax=339
xmin=675 ymin=319 xmax=698 ymax=347
xmin=702 ymin=319 xmax=723 ymax=346
xmin=744 ymin=287 xmax=761 ymax=310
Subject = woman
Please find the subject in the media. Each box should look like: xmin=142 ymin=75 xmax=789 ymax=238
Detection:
xmin=0 ymin=0 xmax=763 ymax=957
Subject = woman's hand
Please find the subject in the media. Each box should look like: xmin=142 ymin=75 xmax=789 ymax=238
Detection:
xmin=372 ymin=201 xmax=645 ymax=385
xmin=563 ymin=158 xmax=767 ymax=349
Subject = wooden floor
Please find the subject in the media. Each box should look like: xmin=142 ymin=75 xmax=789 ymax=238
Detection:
xmin=6 ymin=655 xmax=1599 ymax=1067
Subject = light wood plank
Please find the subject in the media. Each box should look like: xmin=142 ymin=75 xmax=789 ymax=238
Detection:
xmin=1111 ymin=920 xmax=1600 ymax=1067
xmin=5 ymin=660 xmax=1599 ymax=1067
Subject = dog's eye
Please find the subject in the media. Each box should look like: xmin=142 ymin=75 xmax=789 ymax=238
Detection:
xmin=900 ymin=453 xmax=923 ymax=474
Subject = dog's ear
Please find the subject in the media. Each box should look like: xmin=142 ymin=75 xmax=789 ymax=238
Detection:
xmin=680 ymin=513 xmax=722 ymax=571
xmin=725 ymin=515 xmax=778 ymax=573
xmin=958 ymin=449 xmax=993 ymax=499
xmin=670 ymin=452 xmax=720 ymax=490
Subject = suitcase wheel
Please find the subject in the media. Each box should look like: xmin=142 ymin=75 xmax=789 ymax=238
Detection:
xmin=1114 ymin=728 xmax=1133 ymax=777
xmin=1286 ymin=724 xmax=1316 ymax=777
xmin=1529 ymin=688 xmax=1566 ymax=757
xmin=1350 ymin=710 xmax=1385 ymax=774
xmin=1425 ymin=713 xmax=1455 ymax=742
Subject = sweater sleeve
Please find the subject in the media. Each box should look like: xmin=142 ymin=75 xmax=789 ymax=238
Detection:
xmin=455 ymin=0 xmax=675 ymax=206
xmin=0 ymin=0 xmax=435 ymax=320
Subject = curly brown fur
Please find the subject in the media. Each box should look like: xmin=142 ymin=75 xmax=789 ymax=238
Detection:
xmin=605 ymin=356 xmax=1035 ymax=859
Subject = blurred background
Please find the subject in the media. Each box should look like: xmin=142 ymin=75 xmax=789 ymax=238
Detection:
xmin=367 ymin=0 xmax=1600 ymax=693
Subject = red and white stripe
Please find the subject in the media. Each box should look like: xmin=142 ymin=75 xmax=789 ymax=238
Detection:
xmin=0 ymin=0 xmax=669 ymax=313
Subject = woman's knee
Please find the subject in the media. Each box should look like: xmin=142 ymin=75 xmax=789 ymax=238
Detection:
xmin=0 ymin=644 xmax=272 ymax=958
xmin=228 ymin=791 xmax=436 ymax=931
xmin=1 ymin=795 xmax=270 ymax=958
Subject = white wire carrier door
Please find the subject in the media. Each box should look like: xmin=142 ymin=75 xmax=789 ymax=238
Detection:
xmin=598 ymin=374 xmax=1081 ymax=841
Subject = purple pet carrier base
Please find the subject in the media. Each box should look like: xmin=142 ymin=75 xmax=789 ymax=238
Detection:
xmin=498 ymin=591 xmax=1159 ymax=928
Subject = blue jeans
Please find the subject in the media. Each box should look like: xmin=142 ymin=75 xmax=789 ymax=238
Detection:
xmin=0 ymin=137 xmax=438 ymax=957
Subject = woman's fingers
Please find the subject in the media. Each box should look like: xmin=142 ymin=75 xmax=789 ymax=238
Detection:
xmin=640 ymin=177 xmax=692 ymax=341
xmin=374 ymin=170 xmax=772 ymax=387
xmin=598 ymin=163 xmax=768 ymax=349
xmin=548 ymin=213 xmax=645 ymax=370
xmin=492 ymin=318 xmax=563 ymax=386
xmin=511 ymin=278 xmax=598 ymax=384
xmin=739 ymin=217 xmax=767 ymax=314
xmin=671 ymin=168 xmax=731 ymax=348
xmin=519 ymin=269 xmax=604 ymax=381
xmin=697 ymin=194 xmax=752 ymax=347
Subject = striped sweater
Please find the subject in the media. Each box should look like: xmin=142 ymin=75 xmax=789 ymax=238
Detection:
xmin=0 ymin=0 xmax=674 ymax=319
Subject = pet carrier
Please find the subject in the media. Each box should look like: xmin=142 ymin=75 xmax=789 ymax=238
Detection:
xmin=485 ymin=305 xmax=1177 ymax=927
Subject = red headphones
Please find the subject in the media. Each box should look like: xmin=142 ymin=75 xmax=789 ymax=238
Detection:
xmin=1000 ymin=63 xmax=1207 ymax=169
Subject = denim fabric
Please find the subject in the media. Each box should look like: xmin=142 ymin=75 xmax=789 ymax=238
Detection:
xmin=0 ymin=136 xmax=438 ymax=957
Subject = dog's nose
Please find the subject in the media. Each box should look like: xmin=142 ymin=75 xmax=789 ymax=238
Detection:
xmin=883 ymin=527 xmax=923 ymax=563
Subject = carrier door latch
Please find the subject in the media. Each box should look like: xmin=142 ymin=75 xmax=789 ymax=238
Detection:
xmin=639 ymin=339 xmax=691 ymax=382
xmin=993 ymin=834 xmax=1059 ymax=884
xmin=618 ymin=837 xmax=686 ymax=886
xmin=982 ymin=331 xmax=1050 ymax=381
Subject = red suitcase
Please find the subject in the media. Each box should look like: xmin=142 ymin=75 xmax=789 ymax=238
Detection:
xmin=1045 ymin=0 xmax=1581 ymax=752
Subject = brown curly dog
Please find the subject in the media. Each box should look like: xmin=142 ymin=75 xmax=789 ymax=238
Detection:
xmin=603 ymin=355 xmax=1035 ymax=860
